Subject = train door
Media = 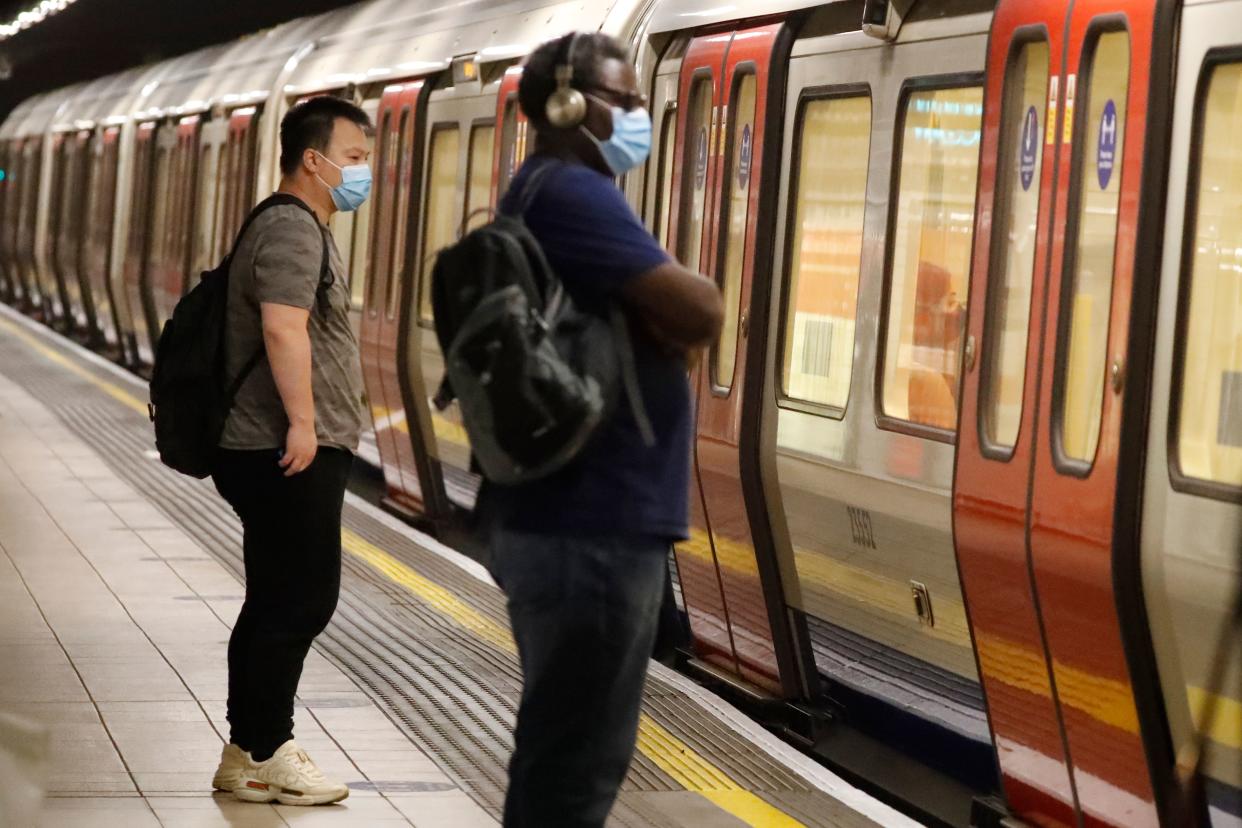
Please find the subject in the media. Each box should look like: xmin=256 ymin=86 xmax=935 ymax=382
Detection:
xmin=53 ymin=129 xmax=95 ymax=337
xmin=667 ymin=21 xmax=794 ymax=694
xmin=221 ymin=107 xmax=262 ymax=261
xmin=953 ymin=2 xmax=1078 ymax=822
xmin=644 ymin=39 xmax=684 ymax=248
xmin=83 ymin=126 xmax=123 ymax=355
xmin=328 ymin=96 xmax=378 ymax=346
xmin=2 ymin=139 xmax=24 ymax=307
xmin=20 ymin=137 xmax=50 ymax=318
xmin=2 ymin=140 xmax=24 ymax=307
xmin=148 ymin=116 xmax=201 ymax=336
xmin=0 ymin=142 xmax=11 ymax=303
xmin=406 ymin=64 xmax=501 ymax=518
xmin=955 ymin=0 xmax=1178 ymax=825
xmin=1141 ymin=1 xmax=1242 ymax=821
xmin=491 ymin=67 xmax=531 ymax=203
xmin=362 ymin=81 xmax=430 ymax=516
xmin=124 ymin=122 xmax=159 ymax=366
xmin=192 ymin=116 xmax=228 ymax=281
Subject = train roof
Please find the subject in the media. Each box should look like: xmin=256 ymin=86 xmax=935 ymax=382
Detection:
xmin=0 ymin=0 xmax=1011 ymax=141
xmin=647 ymin=0 xmax=835 ymax=32
xmin=0 ymin=0 xmax=646 ymax=140
xmin=282 ymin=0 xmax=648 ymax=97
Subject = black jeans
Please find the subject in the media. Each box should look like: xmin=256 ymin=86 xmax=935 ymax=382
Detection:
xmin=489 ymin=528 xmax=667 ymax=828
xmin=212 ymin=446 xmax=352 ymax=759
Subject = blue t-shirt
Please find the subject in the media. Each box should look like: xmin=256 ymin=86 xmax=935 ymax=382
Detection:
xmin=483 ymin=155 xmax=692 ymax=541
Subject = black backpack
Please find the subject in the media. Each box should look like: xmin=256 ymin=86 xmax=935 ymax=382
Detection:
xmin=148 ymin=193 xmax=329 ymax=479
xmin=430 ymin=162 xmax=653 ymax=485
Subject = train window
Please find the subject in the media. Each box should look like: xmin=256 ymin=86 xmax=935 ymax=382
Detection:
xmin=780 ymin=92 xmax=872 ymax=411
xmin=367 ymin=110 xmax=393 ymax=311
xmin=464 ymin=123 xmax=495 ymax=232
xmin=417 ymin=124 xmax=461 ymax=323
xmin=385 ymin=108 xmax=415 ymax=320
xmin=1175 ymin=59 xmax=1242 ymax=490
xmin=654 ymin=104 xmax=678 ymax=249
xmin=679 ymin=76 xmax=713 ymax=278
xmin=713 ymin=71 xmax=757 ymax=392
xmin=881 ymin=84 xmax=983 ymax=431
xmin=982 ymin=39 xmax=1051 ymax=452
xmin=1056 ymin=29 xmax=1130 ymax=467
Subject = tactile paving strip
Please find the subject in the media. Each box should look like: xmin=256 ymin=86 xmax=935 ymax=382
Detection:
xmin=0 ymin=321 xmax=882 ymax=828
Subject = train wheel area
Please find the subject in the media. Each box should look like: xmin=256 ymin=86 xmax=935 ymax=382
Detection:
xmin=0 ymin=303 xmax=918 ymax=828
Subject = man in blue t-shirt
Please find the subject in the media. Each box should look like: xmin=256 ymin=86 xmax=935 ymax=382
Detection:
xmin=484 ymin=31 xmax=723 ymax=828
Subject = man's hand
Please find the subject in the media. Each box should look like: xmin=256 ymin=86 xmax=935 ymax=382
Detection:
xmin=281 ymin=421 xmax=318 ymax=476
xmin=622 ymin=261 xmax=724 ymax=352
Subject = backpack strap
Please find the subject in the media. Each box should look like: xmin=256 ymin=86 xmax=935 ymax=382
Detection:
xmin=609 ymin=307 xmax=656 ymax=448
xmin=223 ymin=193 xmax=332 ymax=407
xmin=503 ymin=158 xmax=559 ymax=218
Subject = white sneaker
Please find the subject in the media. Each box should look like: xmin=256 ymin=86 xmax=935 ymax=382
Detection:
xmin=233 ymin=740 xmax=349 ymax=805
xmin=211 ymin=743 xmax=254 ymax=792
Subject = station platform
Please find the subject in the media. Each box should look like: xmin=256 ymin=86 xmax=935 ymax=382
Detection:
xmin=0 ymin=303 xmax=921 ymax=828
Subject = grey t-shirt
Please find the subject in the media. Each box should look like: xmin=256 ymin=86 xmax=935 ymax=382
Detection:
xmin=220 ymin=203 xmax=365 ymax=452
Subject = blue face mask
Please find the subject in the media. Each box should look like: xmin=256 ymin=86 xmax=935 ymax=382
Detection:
xmin=582 ymin=96 xmax=652 ymax=176
xmin=316 ymin=152 xmax=372 ymax=212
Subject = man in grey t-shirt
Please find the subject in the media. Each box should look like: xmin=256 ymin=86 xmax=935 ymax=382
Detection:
xmin=209 ymin=96 xmax=371 ymax=806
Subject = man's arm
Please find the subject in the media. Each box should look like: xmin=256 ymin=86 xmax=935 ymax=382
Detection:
xmin=261 ymin=302 xmax=316 ymax=476
xmin=620 ymin=261 xmax=724 ymax=352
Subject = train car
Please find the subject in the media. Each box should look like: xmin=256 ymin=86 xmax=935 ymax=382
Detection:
xmin=0 ymin=0 xmax=1239 ymax=826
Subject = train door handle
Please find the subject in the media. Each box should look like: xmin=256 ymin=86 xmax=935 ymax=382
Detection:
xmin=740 ymin=311 xmax=749 ymax=339
xmin=963 ymin=334 xmax=976 ymax=372
xmin=1111 ymin=357 xmax=1124 ymax=393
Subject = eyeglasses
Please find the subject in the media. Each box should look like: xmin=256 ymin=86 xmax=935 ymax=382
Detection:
xmin=586 ymin=85 xmax=649 ymax=112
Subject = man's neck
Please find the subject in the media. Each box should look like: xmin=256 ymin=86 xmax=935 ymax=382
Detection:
xmin=278 ymin=178 xmax=333 ymax=227
xmin=532 ymin=135 xmax=599 ymax=172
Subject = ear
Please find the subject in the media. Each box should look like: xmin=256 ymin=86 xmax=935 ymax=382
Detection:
xmin=302 ymin=147 xmax=320 ymax=174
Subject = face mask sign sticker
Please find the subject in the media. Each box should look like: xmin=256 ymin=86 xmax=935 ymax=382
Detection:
xmin=1020 ymin=105 xmax=1039 ymax=192
xmin=695 ymin=126 xmax=708 ymax=189
xmin=737 ymin=123 xmax=752 ymax=188
xmin=1097 ymin=99 xmax=1117 ymax=190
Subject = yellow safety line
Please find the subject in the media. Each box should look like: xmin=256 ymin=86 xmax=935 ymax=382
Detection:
xmin=343 ymin=531 xmax=804 ymax=827
xmin=3 ymin=314 xmax=1235 ymax=776
xmin=1187 ymin=686 xmax=1242 ymax=751
xmin=389 ymin=409 xmax=470 ymax=448
xmin=0 ymin=318 xmax=150 ymax=416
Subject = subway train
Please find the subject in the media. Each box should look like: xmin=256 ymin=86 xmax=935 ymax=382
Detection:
xmin=0 ymin=0 xmax=1239 ymax=825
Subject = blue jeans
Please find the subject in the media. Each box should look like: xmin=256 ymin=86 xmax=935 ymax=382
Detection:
xmin=489 ymin=529 xmax=668 ymax=828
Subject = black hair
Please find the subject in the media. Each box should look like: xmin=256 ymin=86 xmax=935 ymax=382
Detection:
xmin=279 ymin=95 xmax=372 ymax=177
xmin=518 ymin=31 xmax=629 ymax=133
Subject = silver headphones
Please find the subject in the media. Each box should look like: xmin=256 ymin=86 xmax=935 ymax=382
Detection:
xmin=544 ymin=32 xmax=587 ymax=130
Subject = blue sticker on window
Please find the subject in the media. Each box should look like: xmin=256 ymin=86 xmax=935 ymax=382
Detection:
xmin=738 ymin=123 xmax=752 ymax=187
xmin=1020 ymin=105 xmax=1039 ymax=192
xmin=695 ymin=125 xmax=708 ymax=189
xmin=1097 ymin=99 xmax=1118 ymax=190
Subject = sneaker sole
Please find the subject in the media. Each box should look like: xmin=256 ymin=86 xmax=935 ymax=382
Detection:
xmin=233 ymin=779 xmax=349 ymax=806
xmin=212 ymin=774 xmax=239 ymax=792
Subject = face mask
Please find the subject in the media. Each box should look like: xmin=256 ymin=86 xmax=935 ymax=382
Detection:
xmin=581 ymin=96 xmax=652 ymax=176
xmin=315 ymin=152 xmax=372 ymax=212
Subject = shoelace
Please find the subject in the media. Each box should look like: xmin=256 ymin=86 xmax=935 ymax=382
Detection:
xmin=289 ymin=749 xmax=326 ymax=782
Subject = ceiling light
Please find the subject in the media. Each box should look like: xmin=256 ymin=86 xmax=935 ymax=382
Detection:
xmin=0 ymin=0 xmax=81 ymax=41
